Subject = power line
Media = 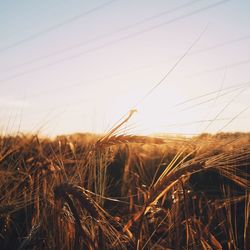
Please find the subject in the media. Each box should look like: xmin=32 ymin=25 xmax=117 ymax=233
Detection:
xmin=2 ymin=47 xmax=250 ymax=111
xmin=0 ymin=0 xmax=118 ymax=53
xmin=2 ymin=53 xmax=250 ymax=90
xmin=21 ymin=68 xmax=250 ymax=106
xmin=100 ymin=27 xmax=209 ymax=137
xmin=0 ymin=0 xmax=229 ymax=84
xmin=21 ymin=80 xmax=250 ymax=120
xmin=2 ymin=0 xmax=204 ymax=72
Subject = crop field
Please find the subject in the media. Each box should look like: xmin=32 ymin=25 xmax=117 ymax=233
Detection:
xmin=0 ymin=129 xmax=249 ymax=249
xmin=1 ymin=1 xmax=250 ymax=249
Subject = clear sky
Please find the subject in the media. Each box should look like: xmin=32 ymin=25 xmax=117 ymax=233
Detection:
xmin=0 ymin=0 xmax=250 ymax=136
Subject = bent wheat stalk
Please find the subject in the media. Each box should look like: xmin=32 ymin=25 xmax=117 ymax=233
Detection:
xmin=54 ymin=183 xmax=131 ymax=249
xmin=54 ymin=188 xmax=95 ymax=250
xmin=124 ymin=145 xmax=249 ymax=249
xmin=62 ymin=193 xmax=88 ymax=250
xmin=54 ymin=183 xmax=100 ymax=220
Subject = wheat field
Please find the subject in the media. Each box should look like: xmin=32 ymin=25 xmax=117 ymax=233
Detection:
xmin=1 ymin=1 xmax=250 ymax=249
xmin=0 ymin=127 xmax=249 ymax=249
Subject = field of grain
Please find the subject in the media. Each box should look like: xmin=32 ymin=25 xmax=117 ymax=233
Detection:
xmin=1 ymin=1 xmax=250 ymax=249
xmin=0 ymin=130 xmax=249 ymax=249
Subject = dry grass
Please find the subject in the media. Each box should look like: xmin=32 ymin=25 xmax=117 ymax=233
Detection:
xmin=0 ymin=130 xmax=249 ymax=249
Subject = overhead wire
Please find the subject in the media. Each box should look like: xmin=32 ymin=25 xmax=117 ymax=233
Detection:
xmin=0 ymin=0 xmax=229 ymax=85
xmin=3 ymin=0 xmax=248 ymax=136
xmin=19 ymin=36 xmax=250 ymax=101
xmin=0 ymin=0 xmax=119 ymax=54
xmin=1 ymin=0 xmax=204 ymax=72
xmin=102 ymin=26 xmax=208 ymax=136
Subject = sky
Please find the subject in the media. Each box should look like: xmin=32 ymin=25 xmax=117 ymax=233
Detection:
xmin=0 ymin=0 xmax=250 ymax=137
